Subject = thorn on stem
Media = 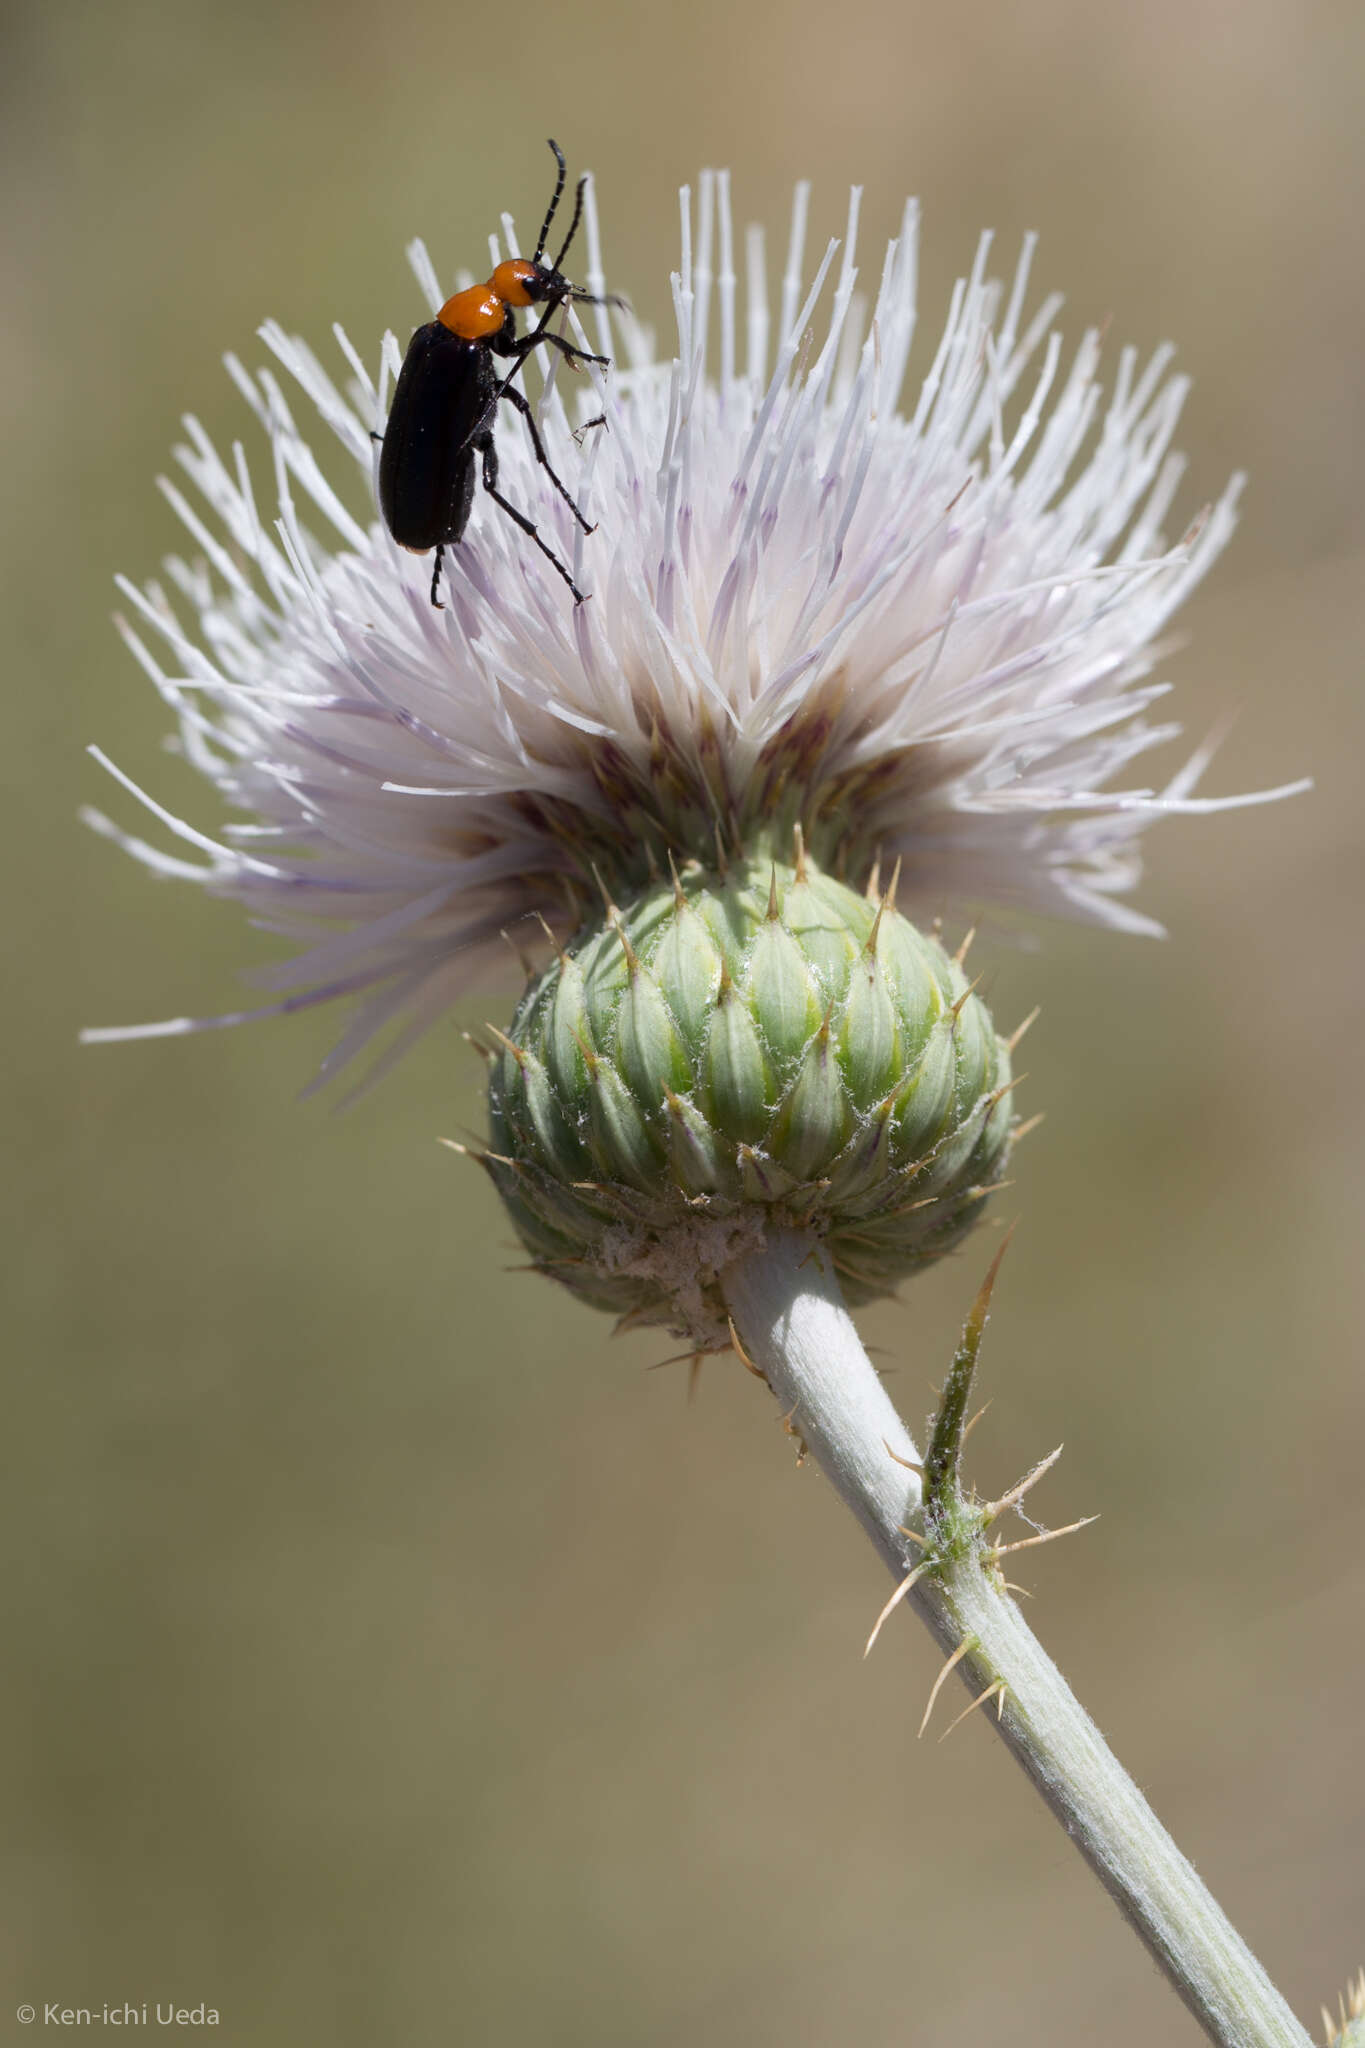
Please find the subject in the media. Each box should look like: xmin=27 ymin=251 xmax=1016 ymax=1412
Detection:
xmin=938 ymin=1677 xmax=1007 ymax=1742
xmin=728 ymin=1316 xmax=767 ymax=1380
xmin=992 ymin=1515 xmax=1099 ymax=1558
xmin=863 ymin=1561 xmax=930 ymax=1657
xmin=779 ymin=1402 xmax=809 ymax=1464
xmin=961 ymin=1398 xmax=993 ymax=1448
xmin=983 ymin=1442 xmax=1063 ymax=1526
xmin=919 ymin=1637 xmax=974 ymax=1739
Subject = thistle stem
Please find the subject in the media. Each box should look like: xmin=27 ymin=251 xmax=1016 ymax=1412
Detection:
xmin=720 ymin=1226 xmax=1310 ymax=2048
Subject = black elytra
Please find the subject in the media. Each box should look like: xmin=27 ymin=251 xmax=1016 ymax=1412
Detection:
xmin=377 ymin=140 xmax=618 ymax=608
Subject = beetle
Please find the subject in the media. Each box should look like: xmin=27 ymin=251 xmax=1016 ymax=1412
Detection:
xmin=378 ymin=140 xmax=613 ymax=608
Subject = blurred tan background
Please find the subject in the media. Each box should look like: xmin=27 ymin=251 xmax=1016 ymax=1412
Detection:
xmin=4 ymin=0 xmax=1363 ymax=2040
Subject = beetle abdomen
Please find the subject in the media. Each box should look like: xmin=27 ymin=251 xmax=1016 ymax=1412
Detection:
xmin=378 ymin=323 xmax=493 ymax=550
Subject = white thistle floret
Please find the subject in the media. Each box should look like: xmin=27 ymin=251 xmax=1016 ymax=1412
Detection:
xmin=85 ymin=169 xmax=1305 ymax=1090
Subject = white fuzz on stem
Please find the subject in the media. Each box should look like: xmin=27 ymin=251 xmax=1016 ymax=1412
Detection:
xmin=723 ymin=1229 xmax=1311 ymax=2048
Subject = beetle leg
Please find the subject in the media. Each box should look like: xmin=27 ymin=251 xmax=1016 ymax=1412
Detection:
xmin=517 ymin=328 xmax=610 ymax=371
xmin=499 ymin=383 xmax=597 ymax=536
xmin=479 ymin=438 xmax=589 ymax=604
xmin=429 ymin=545 xmax=445 ymax=609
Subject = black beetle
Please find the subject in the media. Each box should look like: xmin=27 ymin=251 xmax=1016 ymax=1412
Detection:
xmin=378 ymin=140 xmax=613 ymax=608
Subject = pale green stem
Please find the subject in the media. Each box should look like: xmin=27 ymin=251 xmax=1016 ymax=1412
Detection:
xmin=721 ymin=1226 xmax=1311 ymax=2048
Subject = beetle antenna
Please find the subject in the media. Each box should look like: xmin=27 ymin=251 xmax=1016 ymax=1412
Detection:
xmin=535 ymin=139 xmax=568 ymax=262
xmin=551 ymin=176 xmax=588 ymax=275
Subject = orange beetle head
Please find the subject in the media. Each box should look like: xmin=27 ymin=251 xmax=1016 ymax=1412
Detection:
xmin=490 ymin=257 xmax=571 ymax=309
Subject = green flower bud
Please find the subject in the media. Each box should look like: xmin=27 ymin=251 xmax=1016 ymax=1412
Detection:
xmin=484 ymin=852 xmax=1015 ymax=1348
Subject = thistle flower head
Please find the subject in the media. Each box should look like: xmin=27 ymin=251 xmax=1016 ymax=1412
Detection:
xmin=484 ymin=845 xmax=1014 ymax=1345
xmin=87 ymin=166 xmax=1302 ymax=1092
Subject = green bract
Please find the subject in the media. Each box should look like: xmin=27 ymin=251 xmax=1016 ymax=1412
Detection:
xmin=484 ymin=854 xmax=1015 ymax=1347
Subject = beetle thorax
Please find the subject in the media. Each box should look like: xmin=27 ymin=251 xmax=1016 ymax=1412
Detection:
xmin=436 ymin=285 xmax=506 ymax=341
